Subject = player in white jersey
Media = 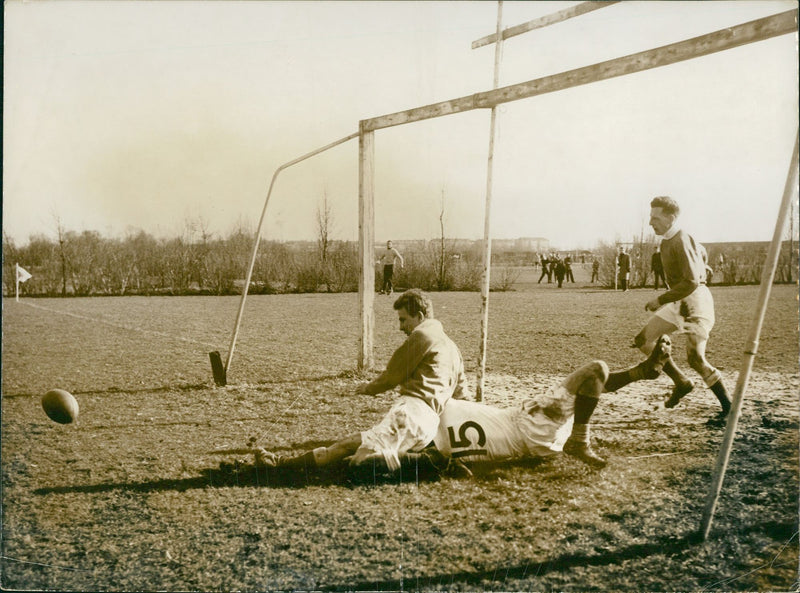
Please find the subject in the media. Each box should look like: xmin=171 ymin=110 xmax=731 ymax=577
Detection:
xmin=434 ymin=362 xmax=611 ymax=466
xmin=419 ymin=335 xmax=671 ymax=470
xmin=248 ymin=334 xmax=672 ymax=474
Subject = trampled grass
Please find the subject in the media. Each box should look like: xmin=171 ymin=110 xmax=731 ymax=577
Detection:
xmin=2 ymin=284 xmax=798 ymax=591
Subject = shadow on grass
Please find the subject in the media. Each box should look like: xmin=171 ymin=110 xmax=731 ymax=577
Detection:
xmin=33 ymin=457 xmax=551 ymax=495
xmin=33 ymin=460 xmax=441 ymax=495
xmin=4 ymin=370 xmax=363 ymax=399
xmin=328 ymin=521 xmax=797 ymax=592
xmin=2 ymin=383 xmax=210 ymax=399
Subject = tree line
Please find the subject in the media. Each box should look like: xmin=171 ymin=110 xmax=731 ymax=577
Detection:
xmin=4 ymin=223 xmax=795 ymax=298
xmin=2 ymin=224 xmax=512 ymax=297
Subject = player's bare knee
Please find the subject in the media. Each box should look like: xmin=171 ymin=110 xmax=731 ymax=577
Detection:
xmin=575 ymin=361 xmax=608 ymax=397
xmin=564 ymin=362 xmax=599 ymax=394
xmin=686 ymin=349 xmax=707 ymax=373
xmin=590 ymin=360 xmax=609 ymax=384
xmin=634 ymin=332 xmax=657 ymax=355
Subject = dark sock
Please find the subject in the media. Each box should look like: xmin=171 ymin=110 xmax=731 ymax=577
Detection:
xmin=709 ymin=380 xmax=731 ymax=414
xmin=604 ymin=366 xmax=645 ymax=393
xmin=663 ymin=358 xmax=691 ymax=387
xmin=573 ymin=393 xmax=600 ymax=424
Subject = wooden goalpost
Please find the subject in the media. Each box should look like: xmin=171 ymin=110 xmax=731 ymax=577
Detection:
xmin=214 ymin=3 xmax=796 ymax=540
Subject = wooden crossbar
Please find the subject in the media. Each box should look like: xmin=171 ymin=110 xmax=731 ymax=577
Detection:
xmin=362 ymin=9 xmax=796 ymax=132
xmin=472 ymin=1 xmax=620 ymax=49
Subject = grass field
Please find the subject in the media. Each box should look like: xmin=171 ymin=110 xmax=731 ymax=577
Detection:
xmin=2 ymin=283 xmax=798 ymax=591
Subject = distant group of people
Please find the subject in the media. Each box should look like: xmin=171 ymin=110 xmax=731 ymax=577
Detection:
xmin=378 ymin=236 xmax=716 ymax=295
xmin=537 ymin=253 xmax=575 ymax=288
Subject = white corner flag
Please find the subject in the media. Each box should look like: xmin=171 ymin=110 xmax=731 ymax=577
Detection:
xmin=16 ymin=264 xmax=32 ymax=283
xmin=15 ymin=264 xmax=32 ymax=302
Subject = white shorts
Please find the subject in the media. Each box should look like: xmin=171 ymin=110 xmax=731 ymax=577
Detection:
xmin=654 ymin=284 xmax=715 ymax=340
xmin=357 ymin=396 xmax=439 ymax=471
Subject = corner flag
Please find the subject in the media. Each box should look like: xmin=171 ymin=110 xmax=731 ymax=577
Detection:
xmin=15 ymin=264 xmax=32 ymax=302
xmin=16 ymin=264 xmax=32 ymax=284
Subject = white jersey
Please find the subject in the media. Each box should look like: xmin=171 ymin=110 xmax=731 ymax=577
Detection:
xmin=380 ymin=247 xmax=403 ymax=267
xmin=433 ymin=385 xmax=576 ymax=463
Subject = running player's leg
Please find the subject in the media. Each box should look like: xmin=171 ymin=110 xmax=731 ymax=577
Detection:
xmin=604 ymin=334 xmax=672 ymax=392
xmin=561 ymin=361 xmax=608 ymax=468
xmin=633 ymin=315 xmax=694 ymax=404
xmin=686 ymin=333 xmax=731 ymax=418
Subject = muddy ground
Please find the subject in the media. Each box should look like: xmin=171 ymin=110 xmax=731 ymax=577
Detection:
xmin=1 ymin=282 xmax=798 ymax=591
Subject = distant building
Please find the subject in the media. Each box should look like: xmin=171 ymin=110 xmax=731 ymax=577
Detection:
xmin=491 ymin=239 xmax=517 ymax=252
xmin=514 ymin=237 xmax=549 ymax=252
xmin=371 ymin=237 xmax=551 ymax=254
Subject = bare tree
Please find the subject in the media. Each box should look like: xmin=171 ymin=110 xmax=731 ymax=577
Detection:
xmin=317 ymin=189 xmax=333 ymax=264
xmin=432 ymin=189 xmax=452 ymax=290
xmin=316 ymin=189 xmax=335 ymax=291
xmin=53 ymin=215 xmax=69 ymax=296
xmin=438 ymin=190 xmax=446 ymax=288
xmin=3 ymin=232 xmax=18 ymax=296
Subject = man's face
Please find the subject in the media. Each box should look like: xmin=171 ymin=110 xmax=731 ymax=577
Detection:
xmin=397 ymin=307 xmax=423 ymax=335
xmin=387 ymin=241 xmax=392 ymax=249
xmin=649 ymin=207 xmax=675 ymax=236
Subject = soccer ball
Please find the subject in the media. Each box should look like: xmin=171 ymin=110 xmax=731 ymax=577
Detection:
xmin=41 ymin=389 xmax=79 ymax=424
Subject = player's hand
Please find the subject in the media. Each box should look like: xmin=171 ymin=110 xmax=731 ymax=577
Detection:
xmin=645 ymin=298 xmax=661 ymax=312
xmin=355 ymin=383 xmax=371 ymax=395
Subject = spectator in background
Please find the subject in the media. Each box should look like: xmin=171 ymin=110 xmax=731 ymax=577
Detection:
xmin=537 ymin=253 xmax=551 ymax=284
xmin=651 ymin=247 xmax=666 ymax=290
xmin=564 ymin=256 xmax=575 ymax=283
xmin=591 ymin=258 xmax=600 ymax=283
xmin=379 ymin=240 xmax=404 ymax=295
xmin=553 ymin=256 xmax=566 ymax=288
xmin=617 ymin=247 xmax=631 ymax=291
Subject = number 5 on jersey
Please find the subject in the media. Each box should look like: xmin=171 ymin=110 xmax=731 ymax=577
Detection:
xmin=448 ymin=421 xmax=487 ymax=458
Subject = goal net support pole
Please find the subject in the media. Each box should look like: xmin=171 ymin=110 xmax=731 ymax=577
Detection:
xmin=699 ymin=131 xmax=799 ymax=540
xmin=476 ymin=1 xmax=505 ymax=401
xmin=211 ymin=132 xmax=358 ymax=386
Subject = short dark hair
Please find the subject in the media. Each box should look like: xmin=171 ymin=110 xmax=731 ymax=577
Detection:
xmin=650 ymin=196 xmax=680 ymax=216
xmin=393 ymin=289 xmax=433 ymax=319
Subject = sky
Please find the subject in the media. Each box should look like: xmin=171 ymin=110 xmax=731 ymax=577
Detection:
xmin=3 ymin=1 xmax=798 ymax=251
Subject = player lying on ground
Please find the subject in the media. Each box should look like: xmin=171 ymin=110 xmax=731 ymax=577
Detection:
xmin=233 ymin=289 xmax=468 ymax=472
xmin=253 ymin=336 xmax=673 ymax=472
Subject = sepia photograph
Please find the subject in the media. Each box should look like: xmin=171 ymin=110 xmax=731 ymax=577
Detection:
xmin=2 ymin=1 xmax=798 ymax=590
